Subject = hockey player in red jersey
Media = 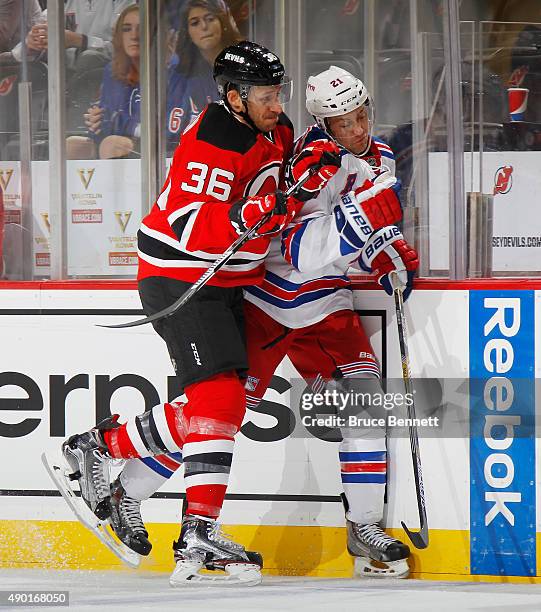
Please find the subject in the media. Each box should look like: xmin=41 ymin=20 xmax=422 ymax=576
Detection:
xmin=52 ymin=42 xmax=340 ymax=587
xmin=87 ymin=66 xmax=418 ymax=579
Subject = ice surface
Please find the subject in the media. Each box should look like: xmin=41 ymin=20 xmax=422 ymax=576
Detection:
xmin=1 ymin=570 xmax=541 ymax=612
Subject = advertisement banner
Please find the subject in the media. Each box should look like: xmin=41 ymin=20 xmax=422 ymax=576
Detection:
xmin=0 ymin=161 xmax=23 ymax=278
xmin=0 ymin=288 xmax=473 ymax=536
xmin=66 ymin=160 xmax=140 ymax=275
xmin=32 ymin=161 xmax=51 ymax=273
xmin=0 ymin=160 xmax=140 ymax=278
xmin=469 ymin=290 xmax=536 ymax=576
xmin=429 ymin=152 xmax=541 ymax=273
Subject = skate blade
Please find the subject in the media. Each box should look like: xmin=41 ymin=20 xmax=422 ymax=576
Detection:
xmin=41 ymin=452 xmax=141 ymax=569
xmin=94 ymin=522 xmax=142 ymax=569
xmin=169 ymin=560 xmax=262 ymax=587
xmin=353 ymin=556 xmax=409 ymax=579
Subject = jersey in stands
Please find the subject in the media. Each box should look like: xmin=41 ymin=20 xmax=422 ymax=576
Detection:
xmin=244 ymin=125 xmax=398 ymax=328
xmin=137 ymin=102 xmax=294 ymax=287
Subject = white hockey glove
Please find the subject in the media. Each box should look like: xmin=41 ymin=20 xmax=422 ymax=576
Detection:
xmin=335 ymin=175 xmax=403 ymax=251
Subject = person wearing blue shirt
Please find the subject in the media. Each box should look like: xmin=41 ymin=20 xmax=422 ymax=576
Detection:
xmin=166 ymin=0 xmax=241 ymax=153
xmin=66 ymin=4 xmax=140 ymax=159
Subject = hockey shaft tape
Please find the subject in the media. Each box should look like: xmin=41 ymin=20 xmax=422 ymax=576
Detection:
xmin=188 ymin=415 xmax=238 ymax=437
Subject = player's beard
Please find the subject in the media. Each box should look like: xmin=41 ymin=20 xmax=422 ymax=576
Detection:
xmin=259 ymin=115 xmax=279 ymax=132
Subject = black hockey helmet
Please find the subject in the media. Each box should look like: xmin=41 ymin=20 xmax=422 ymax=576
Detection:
xmin=214 ymin=40 xmax=291 ymax=101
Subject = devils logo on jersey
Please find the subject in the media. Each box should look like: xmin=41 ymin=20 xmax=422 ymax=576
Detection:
xmin=243 ymin=161 xmax=281 ymax=197
xmin=493 ymin=165 xmax=513 ymax=195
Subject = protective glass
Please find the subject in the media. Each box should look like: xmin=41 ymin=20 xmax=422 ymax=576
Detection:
xmin=246 ymin=77 xmax=294 ymax=106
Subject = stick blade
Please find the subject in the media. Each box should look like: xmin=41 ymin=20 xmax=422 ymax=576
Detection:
xmin=96 ymin=316 xmax=153 ymax=329
xmin=96 ymin=304 xmax=180 ymax=329
xmin=401 ymin=520 xmax=429 ymax=549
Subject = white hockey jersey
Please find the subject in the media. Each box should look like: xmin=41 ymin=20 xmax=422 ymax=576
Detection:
xmin=244 ymin=125 xmax=398 ymax=328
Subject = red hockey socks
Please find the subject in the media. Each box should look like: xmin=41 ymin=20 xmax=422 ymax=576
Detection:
xmin=102 ymin=371 xmax=246 ymax=520
xmin=182 ymin=372 xmax=246 ymax=519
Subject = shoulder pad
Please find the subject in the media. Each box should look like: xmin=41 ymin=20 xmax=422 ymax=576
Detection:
xmin=303 ymin=125 xmax=331 ymax=146
xmin=197 ymin=103 xmax=257 ymax=154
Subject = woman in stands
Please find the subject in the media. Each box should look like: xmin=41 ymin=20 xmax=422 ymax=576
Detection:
xmin=66 ymin=4 xmax=140 ymax=160
xmin=166 ymin=0 xmax=242 ymax=153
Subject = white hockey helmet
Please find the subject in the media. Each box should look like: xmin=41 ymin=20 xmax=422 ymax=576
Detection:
xmin=306 ymin=66 xmax=374 ymax=155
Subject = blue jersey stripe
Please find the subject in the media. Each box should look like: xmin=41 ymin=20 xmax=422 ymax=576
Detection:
xmin=246 ymin=285 xmax=348 ymax=309
xmin=289 ymin=222 xmax=308 ymax=269
xmin=339 ymin=451 xmax=387 ymax=462
xmin=302 ymin=125 xmax=329 ymax=146
xmin=140 ymin=456 xmax=174 ymax=478
xmin=265 ymin=269 xmax=349 ymax=291
xmin=341 ymin=473 xmax=387 ymax=484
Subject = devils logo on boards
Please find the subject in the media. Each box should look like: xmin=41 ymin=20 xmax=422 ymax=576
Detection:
xmin=493 ymin=165 xmax=513 ymax=195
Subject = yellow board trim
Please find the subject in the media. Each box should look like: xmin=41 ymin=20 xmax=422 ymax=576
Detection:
xmin=1 ymin=520 xmax=540 ymax=583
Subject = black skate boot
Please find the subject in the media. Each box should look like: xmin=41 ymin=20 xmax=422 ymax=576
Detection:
xmin=347 ymin=521 xmax=410 ymax=578
xmin=109 ymin=478 xmax=152 ymax=556
xmin=169 ymin=515 xmax=263 ymax=587
xmin=61 ymin=417 xmax=118 ymax=520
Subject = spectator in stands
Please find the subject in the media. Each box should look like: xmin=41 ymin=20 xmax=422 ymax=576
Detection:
xmin=166 ymin=0 xmax=241 ymax=152
xmin=0 ymin=0 xmax=42 ymax=64
xmin=11 ymin=0 xmax=133 ymax=72
xmin=66 ymin=3 xmax=140 ymax=159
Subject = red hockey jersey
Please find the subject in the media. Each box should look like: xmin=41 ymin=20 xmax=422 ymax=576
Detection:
xmin=137 ymin=102 xmax=294 ymax=286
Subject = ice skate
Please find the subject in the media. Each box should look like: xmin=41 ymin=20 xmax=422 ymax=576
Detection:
xmin=109 ymin=478 xmax=152 ymax=556
xmin=347 ymin=521 xmax=410 ymax=578
xmin=42 ymin=417 xmax=142 ymax=569
xmin=61 ymin=423 xmax=113 ymax=520
xmin=169 ymin=515 xmax=263 ymax=587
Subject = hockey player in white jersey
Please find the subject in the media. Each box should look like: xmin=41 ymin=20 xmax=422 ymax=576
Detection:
xmin=241 ymin=66 xmax=419 ymax=578
xmin=74 ymin=66 xmax=418 ymax=579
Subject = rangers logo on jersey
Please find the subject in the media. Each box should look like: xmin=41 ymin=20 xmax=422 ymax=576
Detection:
xmin=245 ymin=376 xmax=260 ymax=392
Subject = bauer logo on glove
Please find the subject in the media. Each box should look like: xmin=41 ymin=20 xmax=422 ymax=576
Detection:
xmin=333 ymin=176 xmax=403 ymax=256
xmin=359 ymin=225 xmax=419 ymax=301
xmin=363 ymin=225 xmax=402 ymax=261
xmin=340 ymin=193 xmax=373 ymax=236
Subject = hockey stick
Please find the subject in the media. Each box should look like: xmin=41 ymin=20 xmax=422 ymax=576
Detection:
xmin=99 ymin=165 xmax=323 ymax=329
xmin=390 ymin=272 xmax=429 ymax=549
